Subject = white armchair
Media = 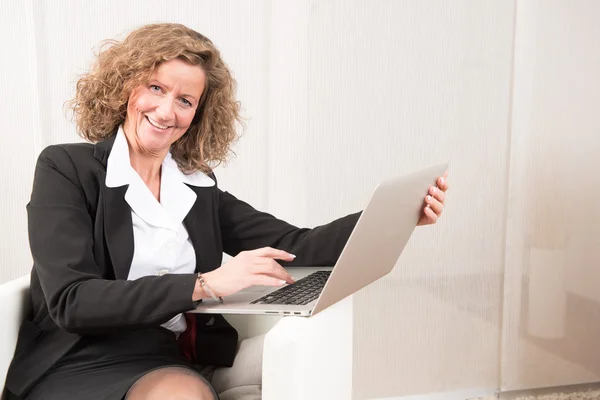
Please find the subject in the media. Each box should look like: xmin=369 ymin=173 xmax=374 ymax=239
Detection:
xmin=1 ymin=276 xmax=352 ymax=400
xmin=0 ymin=276 xmax=29 ymax=400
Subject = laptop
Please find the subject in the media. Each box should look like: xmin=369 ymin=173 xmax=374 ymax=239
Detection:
xmin=193 ymin=162 xmax=448 ymax=317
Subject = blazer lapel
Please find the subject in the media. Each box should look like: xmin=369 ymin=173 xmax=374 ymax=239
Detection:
xmin=102 ymin=182 xmax=135 ymax=280
xmin=184 ymin=186 xmax=220 ymax=273
xmin=94 ymin=134 xmax=135 ymax=280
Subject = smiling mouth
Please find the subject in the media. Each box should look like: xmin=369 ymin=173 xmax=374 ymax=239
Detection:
xmin=145 ymin=115 xmax=173 ymax=130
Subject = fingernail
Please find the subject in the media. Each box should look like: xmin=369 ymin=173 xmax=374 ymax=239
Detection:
xmin=440 ymin=177 xmax=445 ymax=184
xmin=432 ymin=187 xmax=438 ymax=193
xmin=426 ymin=195 xmax=432 ymax=201
xmin=279 ymin=280 xmax=287 ymax=285
xmin=289 ymin=254 xmax=296 ymax=258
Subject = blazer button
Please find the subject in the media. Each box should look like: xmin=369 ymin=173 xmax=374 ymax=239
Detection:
xmin=157 ymin=269 xmax=169 ymax=276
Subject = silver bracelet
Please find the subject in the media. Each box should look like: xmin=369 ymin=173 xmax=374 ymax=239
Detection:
xmin=197 ymin=273 xmax=223 ymax=304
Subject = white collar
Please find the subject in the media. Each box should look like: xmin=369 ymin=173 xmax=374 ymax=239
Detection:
xmin=105 ymin=126 xmax=214 ymax=231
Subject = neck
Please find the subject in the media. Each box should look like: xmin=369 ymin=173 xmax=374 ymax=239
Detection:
xmin=129 ymin=151 xmax=163 ymax=186
xmin=121 ymin=122 xmax=167 ymax=187
xmin=127 ymin=145 xmax=163 ymax=202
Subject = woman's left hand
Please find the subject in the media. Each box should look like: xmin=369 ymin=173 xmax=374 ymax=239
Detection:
xmin=417 ymin=170 xmax=449 ymax=226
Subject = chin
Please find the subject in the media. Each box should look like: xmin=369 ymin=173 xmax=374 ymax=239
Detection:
xmin=136 ymin=128 xmax=175 ymax=154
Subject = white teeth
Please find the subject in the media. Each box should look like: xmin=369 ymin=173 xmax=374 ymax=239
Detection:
xmin=146 ymin=116 xmax=170 ymax=130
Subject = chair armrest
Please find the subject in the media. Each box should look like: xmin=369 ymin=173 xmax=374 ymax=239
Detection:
xmin=0 ymin=275 xmax=30 ymax=398
xmin=262 ymin=297 xmax=353 ymax=400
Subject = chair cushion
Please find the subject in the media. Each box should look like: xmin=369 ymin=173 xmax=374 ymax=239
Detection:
xmin=219 ymin=385 xmax=261 ymax=400
xmin=212 ymin=334 xmax=264 ymax=399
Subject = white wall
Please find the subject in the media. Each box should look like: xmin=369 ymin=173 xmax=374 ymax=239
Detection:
xmin=1 ymin=1 xmax=599 ymax=398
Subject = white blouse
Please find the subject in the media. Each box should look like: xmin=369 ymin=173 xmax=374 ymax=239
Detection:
xmin=105 ymin=126 xmax=215 ymax=334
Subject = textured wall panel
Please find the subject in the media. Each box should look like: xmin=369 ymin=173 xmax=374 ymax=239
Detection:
xmin=338 ymin=0 xmax=515 ymax=397
xmin=0 ymin=0 xmax=42 ymax=283
xmin=501 ymin=0 xmax=600 ymax=390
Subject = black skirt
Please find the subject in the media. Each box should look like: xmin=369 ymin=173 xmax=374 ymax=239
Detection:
xmin=19 ymin=327 xmax=217 ymax=400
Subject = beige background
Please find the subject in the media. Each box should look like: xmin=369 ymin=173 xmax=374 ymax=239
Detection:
xmin=0 ymin=1 xmax=599 ymax=398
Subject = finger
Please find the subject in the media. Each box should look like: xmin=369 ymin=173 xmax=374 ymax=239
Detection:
xmin=423 ymin=205 xmax=438 ymax=223
xmin=252 ymin=260 xmax=295 ymax=283
xmin=428 ymin=186 xmax=446 ymax=203
xmin=437 ymin=176 xmax=449 ymax=192
xmin=251 ymin=247 xmax=296 ymax=261
xmin=251 ymin=275 xmax=289 ymax=287
xmin=425 ymin=195 xmax=443 ymax=215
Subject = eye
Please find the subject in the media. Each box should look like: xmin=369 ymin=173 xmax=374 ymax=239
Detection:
xmin=149 ymin=84 xmax=162 ymax=93
xmin=180 ymin=98 xmax=193 ymax=107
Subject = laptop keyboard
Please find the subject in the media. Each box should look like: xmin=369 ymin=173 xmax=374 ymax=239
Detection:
xmin=250 ymin=270 xmax=331 ymax=306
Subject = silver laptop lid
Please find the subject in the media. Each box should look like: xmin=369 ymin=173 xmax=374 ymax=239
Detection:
xmin=311 ymin=162 xmax=448 ymax=316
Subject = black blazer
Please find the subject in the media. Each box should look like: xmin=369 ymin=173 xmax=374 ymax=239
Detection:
xmin=5 ymin=135 xmax=360 ymax=397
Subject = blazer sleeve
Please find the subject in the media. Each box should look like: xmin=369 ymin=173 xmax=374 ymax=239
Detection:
xmin=28 ymin=145 xmax=198 ymax=334
xmin=217 ymin=189 xmax=361 ymax=266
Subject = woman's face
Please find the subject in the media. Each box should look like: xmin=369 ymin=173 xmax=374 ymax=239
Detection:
xmin=123 ymin=58 xmax=206 ymax=158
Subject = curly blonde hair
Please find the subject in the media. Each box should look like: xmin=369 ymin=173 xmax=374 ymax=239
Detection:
xmin=69 ymin=23 xmax=243 ymax=174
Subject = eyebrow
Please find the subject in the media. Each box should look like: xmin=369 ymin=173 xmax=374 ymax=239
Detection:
xmin=149 ymin=79 xmax=200 ymax=102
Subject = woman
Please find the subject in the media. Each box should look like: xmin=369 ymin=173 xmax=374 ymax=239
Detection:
xmin=5 ymin=23 xmax=448 ymax=400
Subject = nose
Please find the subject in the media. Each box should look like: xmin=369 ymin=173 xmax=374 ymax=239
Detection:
xmin=155 ymin=96 xmax=176 ymax=122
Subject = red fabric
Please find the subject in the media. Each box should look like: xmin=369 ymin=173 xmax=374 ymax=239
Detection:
xmin=177 ymin=313 xmax=197 ymax=363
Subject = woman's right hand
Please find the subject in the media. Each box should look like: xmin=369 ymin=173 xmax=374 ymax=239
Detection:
xmin=193 ymin=247 xmax=296 ymax=300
